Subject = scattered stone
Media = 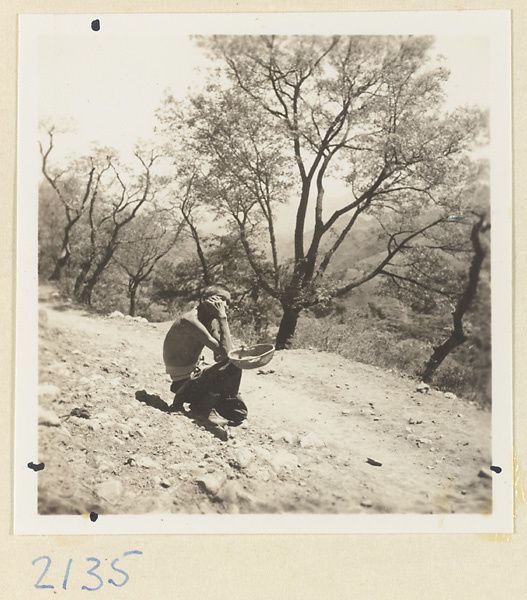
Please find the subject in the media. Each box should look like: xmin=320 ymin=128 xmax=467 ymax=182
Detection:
xmin=216 ymin=481 xmax=243 ymax=504
xmin=109 ymin=311 xmax=125 ymax=318
xmin=341 ymin=410 xmax=350 ymax=416
xmin=457 ymin=414 xmax=464 ymax=419
xmin=132 ymin=456 xmax=161 ymax=469
xmin=269 ymin=451 xmax=300 ymax=473
xmin=39 ymin=308 xmax=49 ymax=327
xmin=299 ymin=434 xmax=325 ymax=449
xmin=416 ymin=382 xmax=430 ymax=393
xmin=197 ymin=472 xmax=227 ymax=496
xmin=478 ymin=468 xmax=493 ymax=480
xmin=233 ymin=448 xmax=254 ymax=469
xmin=444 ymin=392 xmax=457 ymax=400
xmin=417 ymin=438 xmax=433 ymax=445
xmin=95 ymin=480 xmax=123 ymax=504
xmin=38 ymin=384 xmax=61 ymax=400
xmin=87 ymin=421 xmax=101 ymax=433
xmin=38 ymin=407 xmax=61 ymax=427
xmin=133 ymin=316 xmax=149 ymax=323
xmin=253 ymin=447 xmax=272 ymax=461
xmin=360 ymin=499 xmax=374 ymax=507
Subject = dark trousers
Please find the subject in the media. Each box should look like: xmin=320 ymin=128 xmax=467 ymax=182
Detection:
xmin=170 ymin=361 xmax=246 ymax=423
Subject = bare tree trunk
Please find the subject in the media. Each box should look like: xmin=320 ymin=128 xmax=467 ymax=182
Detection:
xmin=73 ymin=260 xmax=92 ymax=298
xmin=422 ymin=332 xmax=467 ymax=383
xmin=49 ymin=219 xmax=77 ymax=281
xmin=49 ymin=249 xmax=70 ymax=281
xmin=275 ymin=305 xmax=301 ymax=350
xmin=421 ymin=215 xmax=489 ymax=383
xmin=78 ymin=246 xmax=116 ymax=305
xmin=129 ymin=281 xmax=138 ymax=316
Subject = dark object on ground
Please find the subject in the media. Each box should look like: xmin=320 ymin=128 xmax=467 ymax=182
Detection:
xmin=135 ymin=390 xmax=170 ymax=412
xmin=70 ymin=407 xmax=91 ymax=419
xmin=366 ymin=458 xmax=383 ymax=467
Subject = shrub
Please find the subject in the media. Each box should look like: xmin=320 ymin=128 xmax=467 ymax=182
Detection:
xmin=292 ymin=311 xmax=491 ymax=408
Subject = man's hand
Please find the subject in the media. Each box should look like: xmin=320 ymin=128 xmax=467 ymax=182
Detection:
xmin=204 ymin=295 xmax=228 ymax=319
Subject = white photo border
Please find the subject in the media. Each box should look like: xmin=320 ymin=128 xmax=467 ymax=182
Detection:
xmin=15 ymin=10 xmax=513 ymax=535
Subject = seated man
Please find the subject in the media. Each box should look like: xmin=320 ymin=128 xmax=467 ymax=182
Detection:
xmin=163 ymin=284 xmax=247 ymax=426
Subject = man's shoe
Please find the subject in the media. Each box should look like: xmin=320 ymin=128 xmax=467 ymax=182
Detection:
xmin=215 ymin=396 xmax=248 ymax=425
xmin=206 ymin=408 xmax=230 ymax=427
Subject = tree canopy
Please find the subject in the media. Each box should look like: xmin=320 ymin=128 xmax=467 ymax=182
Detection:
xmin=158 ymin=35 xmax=487 ymax=348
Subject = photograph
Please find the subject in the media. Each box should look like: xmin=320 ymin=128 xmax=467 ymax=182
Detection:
xmin=15 ymin=12 xmax=512 ymax=534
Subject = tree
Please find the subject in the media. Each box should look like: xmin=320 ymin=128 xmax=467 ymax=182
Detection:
xmin=373 ymin=164 xmax=491 ymax=382
xmin=39 ymin=129 xmax=110 ymax=280
xmin=72 ymin=150 xmax=161 ymax=305
xmin=114 ymin=207 xmax=184 ymax=315
xmin=174 ymin=35 xmax=488 ymax=348
xmin=420 ymin=212 xmax=490 ymax=382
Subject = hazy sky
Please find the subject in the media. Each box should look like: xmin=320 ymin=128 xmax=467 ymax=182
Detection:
xmin=37 ymin=34 xmax=490 ymax=165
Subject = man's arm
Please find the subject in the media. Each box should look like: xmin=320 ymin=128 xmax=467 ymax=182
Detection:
xmin=211 ymin=315 xmax=233 ymax=360
xmin=180 ymin=316 xmax=225 ymax=357
xmin=202 ymin=297 xmax=233 ymax=360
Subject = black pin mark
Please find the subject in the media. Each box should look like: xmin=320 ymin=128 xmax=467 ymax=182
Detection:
xmin=27 ymin=462 xmax=45 ymax=472
xmin=90 ymin=512 xmax=99 ymax=522
xmin=490 ymin=465 xmax=502 ymax=474
xmin=91 ymin=19 xmax=100 ymax=32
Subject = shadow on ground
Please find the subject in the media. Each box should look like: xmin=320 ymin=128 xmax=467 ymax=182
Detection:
xmin=134 ymin=389 xmax=228 ymax=441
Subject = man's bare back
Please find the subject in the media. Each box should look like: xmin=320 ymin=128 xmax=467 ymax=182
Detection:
xmin=161 ymin=287 xmax=247 ymax=426
xmin=163 ymin=293 xmax=233 ymax=380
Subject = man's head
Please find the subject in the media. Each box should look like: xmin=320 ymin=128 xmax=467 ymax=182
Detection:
xmin=200 ymin=284 xmax=232 ymax=306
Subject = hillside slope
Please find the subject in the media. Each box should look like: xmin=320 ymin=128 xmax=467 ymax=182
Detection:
xmin=37 ymin=287 xmax=492 ymax=516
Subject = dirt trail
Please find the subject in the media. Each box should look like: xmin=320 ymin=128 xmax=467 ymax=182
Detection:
xmin=37 ymin=287 xmax=492 ymax=516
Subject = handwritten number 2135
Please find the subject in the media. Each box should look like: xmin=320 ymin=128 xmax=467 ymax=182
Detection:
xmin=32 ymin=551 xmax=143 ymax=590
